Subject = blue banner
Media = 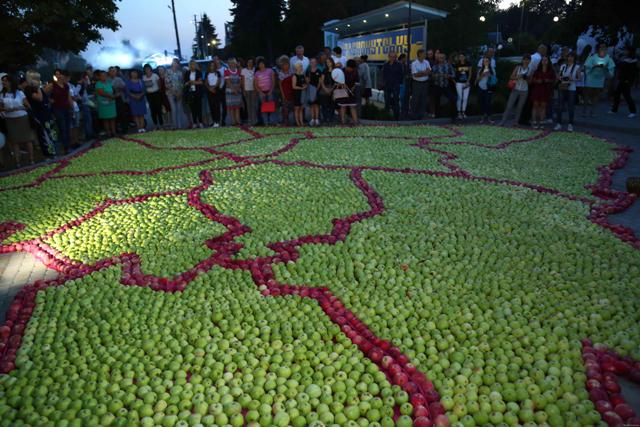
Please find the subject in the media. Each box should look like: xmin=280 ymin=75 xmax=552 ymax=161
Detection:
xmin=337 ymin=27 xmax=424 ymax=61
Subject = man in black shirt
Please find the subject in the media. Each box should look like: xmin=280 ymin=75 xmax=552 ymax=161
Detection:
xmin=381 ymin=52 xmax=404 ymax=120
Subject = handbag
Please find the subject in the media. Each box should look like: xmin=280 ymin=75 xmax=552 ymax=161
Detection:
xmin=260 ymin=101 xmax=276 ymax=113
xmin=489 ymin=75 xmax=498 ymax=87
xmin=507 ymin=79 xmax=516 ymax=90
xmin=332 ymin=88 xmax=349 ymax=101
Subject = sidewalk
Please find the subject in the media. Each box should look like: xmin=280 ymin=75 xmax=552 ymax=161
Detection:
xmin=572 ymin=89 xmax=639 ymax=135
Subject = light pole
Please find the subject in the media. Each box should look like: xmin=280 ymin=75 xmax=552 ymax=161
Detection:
xmin=168 ymin=1 xmax=182 ymax=60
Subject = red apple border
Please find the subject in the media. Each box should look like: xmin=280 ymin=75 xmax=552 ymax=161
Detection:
xmin=0 ymin=124 xmax=637 ymax=426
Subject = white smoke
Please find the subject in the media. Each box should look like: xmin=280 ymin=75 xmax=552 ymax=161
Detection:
xmin=83 ymin=37 xmax=169 ymax=70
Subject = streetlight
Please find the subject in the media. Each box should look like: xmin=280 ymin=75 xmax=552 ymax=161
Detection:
xmin=479 ymin=15 xmax=486 ymax=22
xmin=553 ymin=16 xmax=559 ymax=22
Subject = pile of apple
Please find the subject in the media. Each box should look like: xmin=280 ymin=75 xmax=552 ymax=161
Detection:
xmin=1 ymin=267 xmax=422 ymax=427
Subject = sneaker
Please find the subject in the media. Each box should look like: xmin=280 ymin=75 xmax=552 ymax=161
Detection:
xmin=462 ymin=113 xmax=467 ymax=119
xmin=629 ymin=113 xmax=637 ymax=118
xmin=545 ymin=118 xmax=553 ymax=124
xmin=567 ymin=124 xmax=574 ymax=132
xmin=554 ymin=123 xmax=562 ymax=131
xmin=199 ymin=123 xmax=204 ymax=128
xmin=608 ymin=110 xmax=616 ymax=114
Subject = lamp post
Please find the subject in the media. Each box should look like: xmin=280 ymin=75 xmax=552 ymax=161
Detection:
xmin=168 ymin=1 xmax=182 ymax=60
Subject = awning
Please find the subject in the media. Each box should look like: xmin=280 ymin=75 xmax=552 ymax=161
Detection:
xmin=322 ymin=1 xmax=448 ymax=37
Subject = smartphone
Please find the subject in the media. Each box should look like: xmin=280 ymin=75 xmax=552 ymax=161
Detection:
xmin=53 ymin=75 xmax=58 ymax=82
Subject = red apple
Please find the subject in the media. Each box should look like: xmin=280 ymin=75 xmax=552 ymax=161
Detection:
xmin=614 ymin=403 xmax=635 ymax=421
xmin=414 ymin=416 xmax=433 ymax=427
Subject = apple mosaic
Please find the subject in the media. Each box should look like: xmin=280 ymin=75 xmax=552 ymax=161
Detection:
xmin=0 ymin=124 xmax=638 ymax=427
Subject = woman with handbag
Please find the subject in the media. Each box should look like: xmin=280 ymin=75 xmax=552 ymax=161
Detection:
xmin=554 ymin=52 xmax=581 ymax=132
xmin=319 ymin=57 xmax=337 ymax=123
xmin=476 ymin=57 xmax=496 ymax=124
xmin=530 ymin=56 xmax=556 ymax=129
xmin=336 ymin=59 xmax=360 ymax=125
xmin=499 ymin=55 xmax=532 ymax=126
xmin=254 ymin=57 xmax=276 ymax=126
xmin=306 ymin=57 xmax=322 ymax=126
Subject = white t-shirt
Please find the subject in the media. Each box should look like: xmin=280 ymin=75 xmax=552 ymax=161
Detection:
xmin=207 ymin=71 xmax=220 ymax=88
xmin=331 ymin=68 xmax=345 ymax=85
xmin=411 ymin=59 xmax=431 ymax=82
xmin=143 ymin=73 xmax=160 ymax=93
xmin=241 ymin=68 xmax=254 ymax=91
xmin=1 ymin=90 xmax=27 ymax=118
xmin=290 ymin=55 xmax=310 ymax=73
xmin=332 ymin=55 xmax=347 ymax=68
xmin=530 ymin=52 xmax=542 ymax=73
xmin=559 ymin=63 xmax=580 ymax=91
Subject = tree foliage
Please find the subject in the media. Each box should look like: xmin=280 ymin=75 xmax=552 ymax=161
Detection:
xmin=194 ymin=13 xmax=220 ymax=59
xmin=228 ymin=0 xmax=286 ymax=61
xmin=0 ymin=0 xmax=120 ymax=72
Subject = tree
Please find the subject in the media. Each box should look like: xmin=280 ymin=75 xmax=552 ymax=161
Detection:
xmin=0 ymin=0 xmax=120 ymax=72
xmin=228 ymin=0 xmax=286 ymax=61
xmin=194 ymin=13 xmax=220 ymax=59
xmin=284 ymin=0 xmax=349 ymax=55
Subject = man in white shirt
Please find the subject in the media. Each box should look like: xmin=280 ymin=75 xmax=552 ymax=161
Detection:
xmin=290 ymin=45 xmax=309 ymax=73
xmin=332 ymin=46 xmax=347 ymax=68
xmin=529 ymin=44 xmax=547 ymax=72
xmin=477 ymin=47 xmax=496 ymax=69
xmin=410 ymin=49 xmax=431 ymax=119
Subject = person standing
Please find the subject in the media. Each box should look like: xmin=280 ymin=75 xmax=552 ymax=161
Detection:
xmin=530 ymin=56 xmax=557 ymax=129
xmin=157 ymin=66 xmax=171 ymax=127
xmin=290 ymin=45 xmax=310 ymax=73
xmin=337 ymin=59 xmax=359 ymax=125
xmin=500 ymin=55 xmax=532 ymax=126
xmin=213 ymin=57 xmax=228 ymax=126
xmin=1 ymin=74 xmax=35 ymax=166
xmin=241 ymin=58 xmax=257 ymax=125
xmin=410 ymin=49 xmax=431 ymax=120
xmin=430 ymin=52 xmax=457 ymax=122
xmin=477 ymin=47 xmax=496 ymax=69
xmin=554 ymin=52 xmax=581 ymax=132
xmin=108 ymin=67 xmax=128 ymax=134
xmin=306 ymin=57 xmax=322 ymax=126
xmin=224 ymin=59 xmax=243 ymax=126
xmin=24 ymin=71 xmax=57 ymax=157
xmin=254 ymin=57 xmax=276 ymax=125
xmin=143 ymin=64 xmax=163 ymax=129
xmin=358 ymin=55 xmax=372 ymax=105
xmin=165 ymin=59 xmax=186 ymax=129
xmin=292 ymin=62 xmax=308 ymax=127
xmin=278 ymin=56 xmax=294 ymax=125
xmin=610 ymin=46 xmax=637 ymax=118
xmin=476 ymin=57 xmax=496 ymax=123
xmin=75 ymin=72 xmax=94 ymax=140
xmin=454 ymin=53 xmax=473 ymax=119
xmin=583 ymin=44 xmax=615 ymax=117
xmin=95 ymin=70 xmax=117 ymax=137
xmin=381 ymin=52 xmax=404 ymax=120
xmin=184 ymin=61 xmax=204 ymax=128
xmin=125 ymin=69 xmax=147 ymax=133
xmin=319 ymin=57 xmax=337 ymax=123
xmin=204 ymin=61 xmax=222 ymax=127
xmin=50 ymin=68 xmax=74 ymax=153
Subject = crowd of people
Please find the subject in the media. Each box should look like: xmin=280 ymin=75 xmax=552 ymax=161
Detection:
xmin=0 ymin=42 xmax=637 ymax=169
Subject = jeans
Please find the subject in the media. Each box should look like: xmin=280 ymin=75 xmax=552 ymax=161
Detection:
xmin=81 ymin=104 xmax=93 ymax=139
xmin=244 ymin=90 xmax=258 ymax=125
xmin=207 ymin=90 xmax=221 ymax=124
xmin=501 ymin=90 xmax=528 ymax=125
xmin=189 ymin=93 xmax=203 ymax=125
xmin=556 ymin=90 xmax=576 ymax=125
xmin=53 ymin=108 xmax=72 ymax=152
xmin=612 ymin=80 xmax=637 ymax=114
xmin=432 ymin=85 xmax=458 ymax=120
xmin=147 ymin=91 xmax=163 ymax=126
xmin=167 ymin=93 xmax=186 ymax=129
xmin=411 ymin=81 xmax=428 ymax=119
xmin=384 ymin=85 xmax=401 ymax=120
xmin=478 ymin=88 xmax=493 ymax=118
xmin=115 ymin=97 xmax=129 ymax=134
xmin=259 ymin=92 xmax=276 ymax=125
xmin=455 ymin=83 xmax=471 ymax=113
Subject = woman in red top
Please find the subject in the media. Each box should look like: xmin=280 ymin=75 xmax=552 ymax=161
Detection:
xmin=49 ymin=69 xmax=74 ymax=153
xmin=530 ymin=56 xmax=556 ymax=129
